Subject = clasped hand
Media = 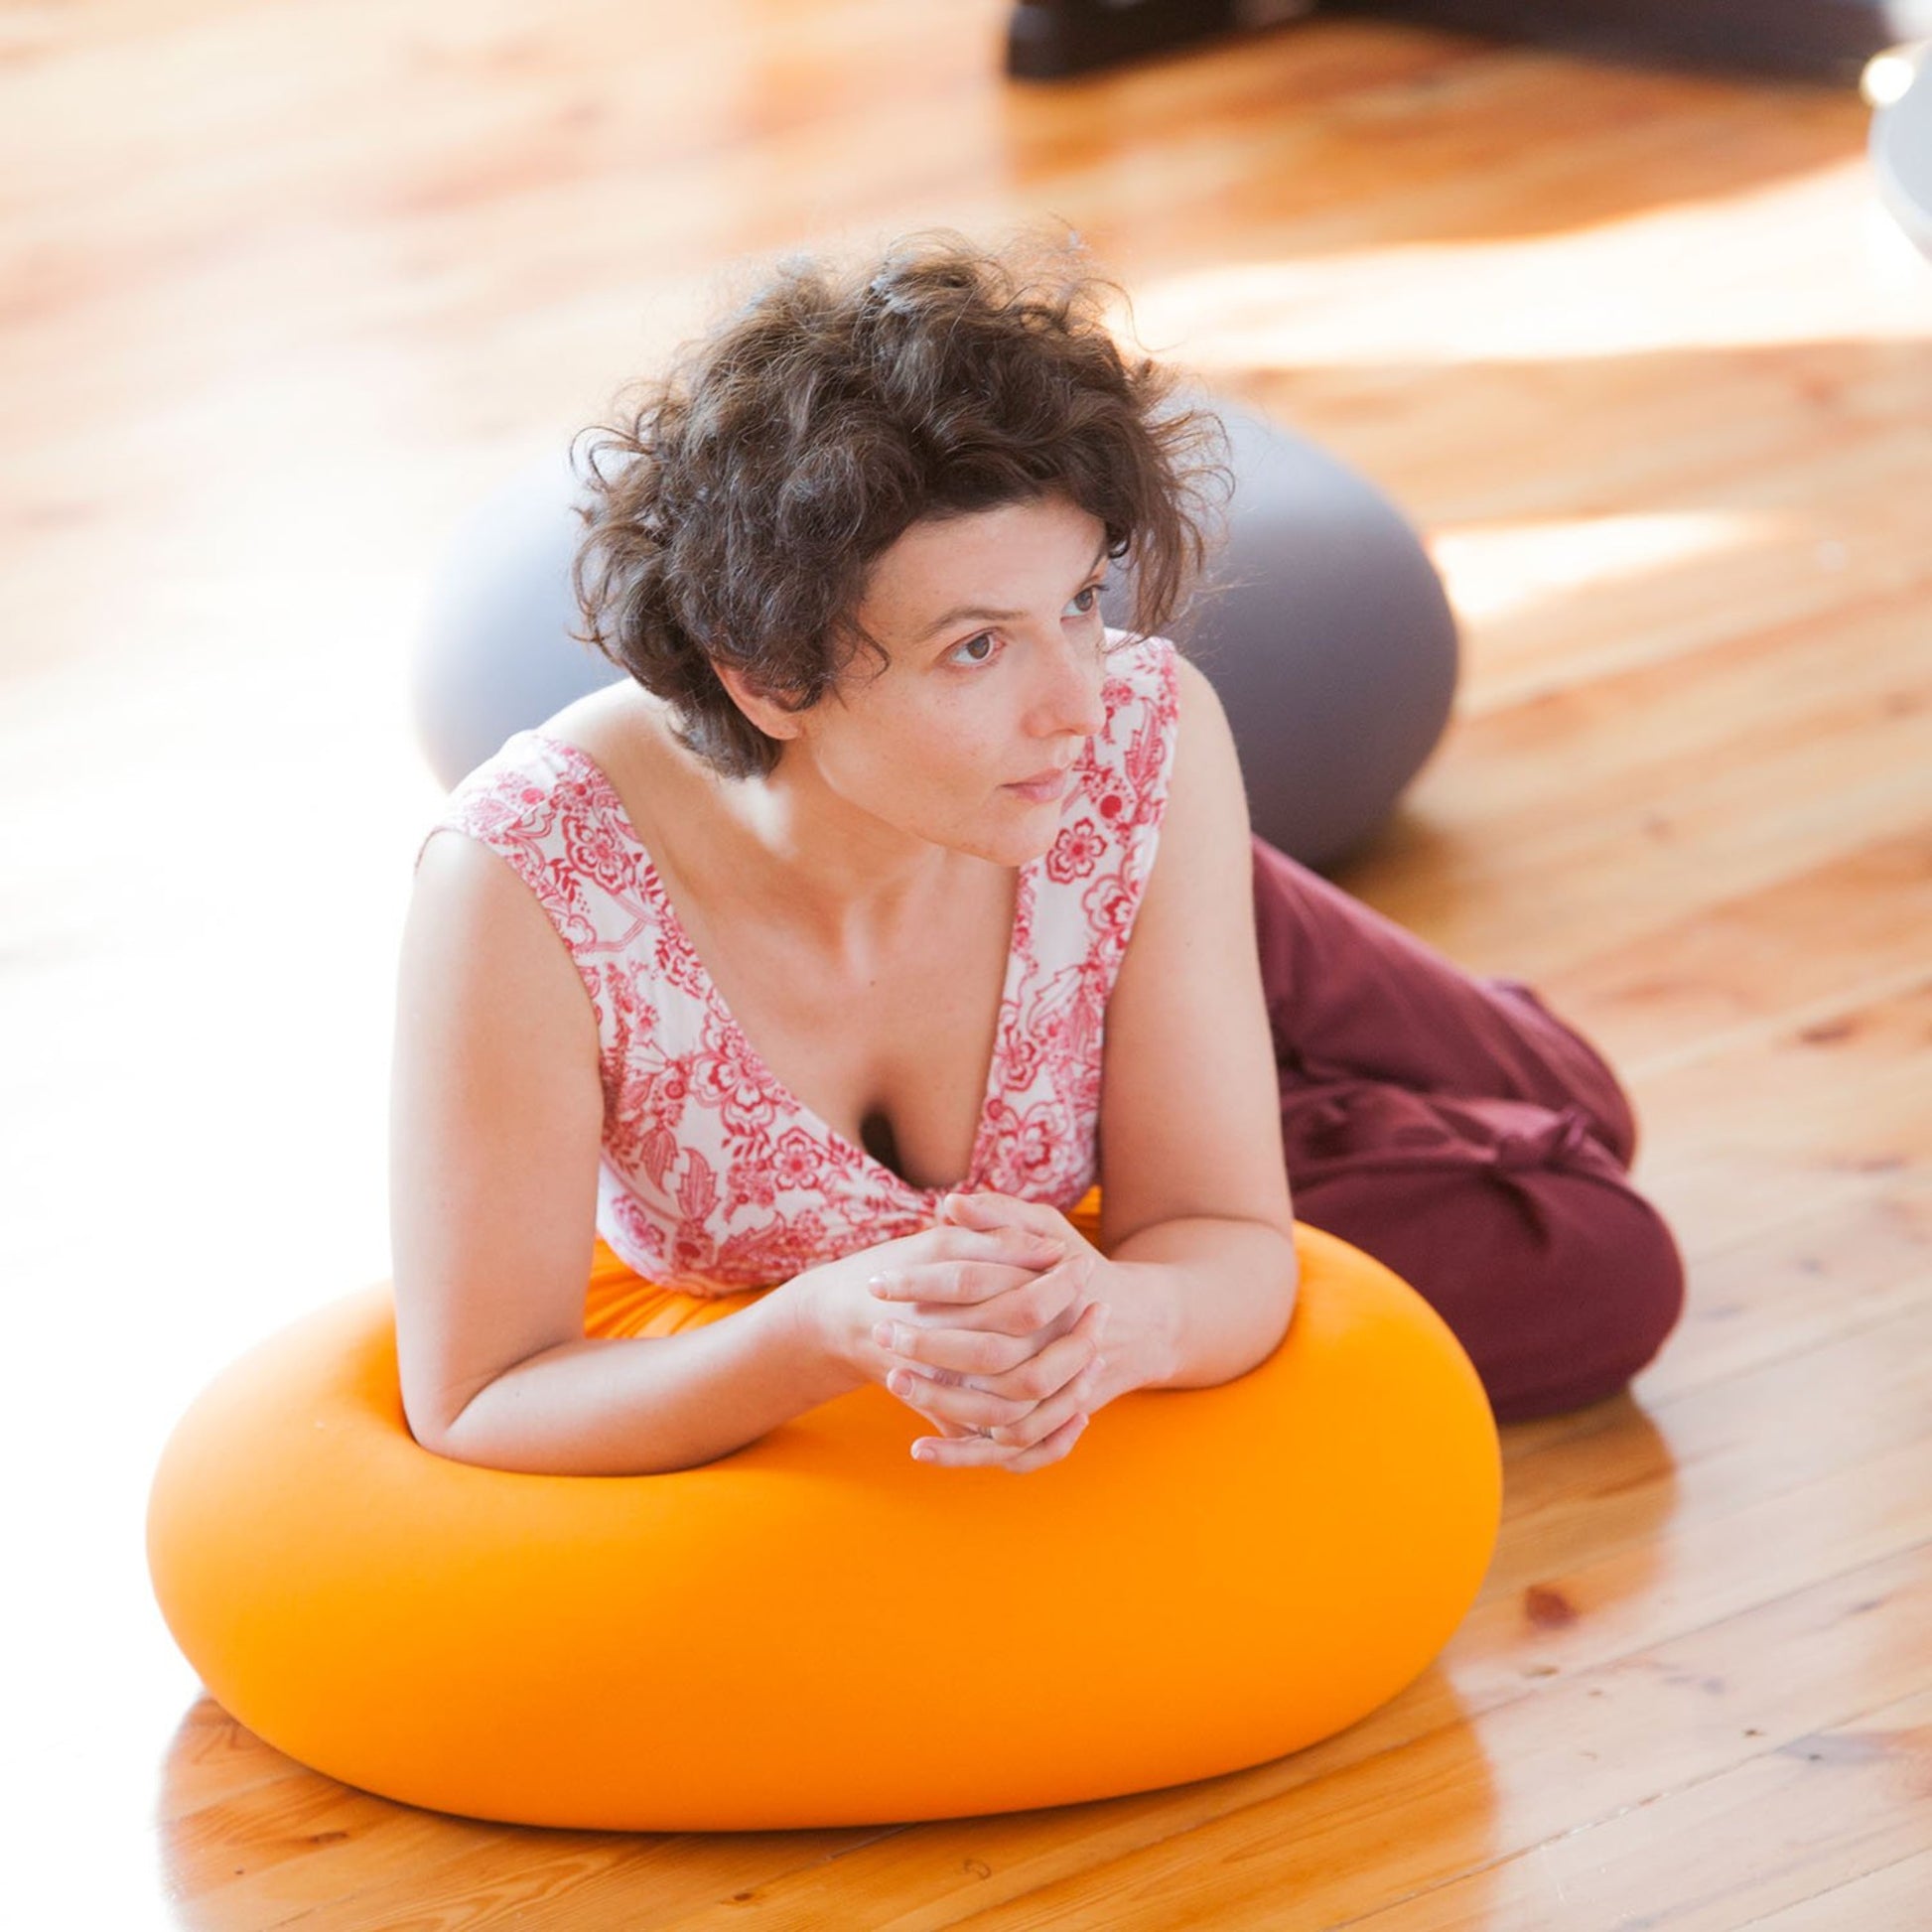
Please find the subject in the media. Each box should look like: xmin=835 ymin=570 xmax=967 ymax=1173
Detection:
xmin=808 ymin=1188 xmax=1116 ymax=1471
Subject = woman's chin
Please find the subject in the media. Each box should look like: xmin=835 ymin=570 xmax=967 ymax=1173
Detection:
xmin=927 ymin=793 xmax=1068 ymax=868
xmin=1010 ymin=818 xmax=1068 ymax=867
xmin=943 ymin=824 xmax=1054 ymax=871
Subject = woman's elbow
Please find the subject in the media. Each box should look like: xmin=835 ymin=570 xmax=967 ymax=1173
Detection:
xmin=400 ymin=1386 xmax=468 ymax=1462
xmin=1265 ymin=1232 xmax=1301 ymax=1354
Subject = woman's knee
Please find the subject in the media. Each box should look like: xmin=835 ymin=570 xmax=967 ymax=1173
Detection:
xmin=1481 ymin=1180 xmax=1689 ymax=1422
xmin=1291 ymin=1151 xmax=1688 ymax=1425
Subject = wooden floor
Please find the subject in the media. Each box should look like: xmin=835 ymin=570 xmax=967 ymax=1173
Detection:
xmin=6 ymin=2 xmax=1929 ymax=1925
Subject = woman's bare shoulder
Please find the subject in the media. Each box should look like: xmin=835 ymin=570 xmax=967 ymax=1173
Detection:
xmin=536 ymin=679 xmax=688 ymax=847
xmin=410 ymin=680 xmax=672 ymax=951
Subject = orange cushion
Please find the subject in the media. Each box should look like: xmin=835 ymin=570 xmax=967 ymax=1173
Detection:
xmin=145 ymin=1189 xmax=1500 ymax=1830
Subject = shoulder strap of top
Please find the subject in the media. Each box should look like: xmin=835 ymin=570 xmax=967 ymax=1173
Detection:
xmin=412 ymin=729 xmax=664 ymax=980
xmin=1035 ymin=630 xmax=1180 ymax=966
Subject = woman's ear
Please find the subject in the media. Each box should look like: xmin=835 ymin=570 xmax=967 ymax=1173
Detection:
xmin=710 ymin=657 xmax=805 ymax=742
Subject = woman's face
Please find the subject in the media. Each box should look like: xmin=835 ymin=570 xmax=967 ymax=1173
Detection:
xmin=763 ymin=492 xmax=1116 ymax=869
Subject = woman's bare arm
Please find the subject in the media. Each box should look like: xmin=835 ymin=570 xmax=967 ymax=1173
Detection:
xmin=428 ymin=1295 xmax=860 ymax=1475
xmin=390 ymin=831 xmax=858 ymax=1475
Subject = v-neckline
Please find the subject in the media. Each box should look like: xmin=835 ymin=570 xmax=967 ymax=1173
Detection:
xmin=527 ymin=730 xmax=1038 ymax=1200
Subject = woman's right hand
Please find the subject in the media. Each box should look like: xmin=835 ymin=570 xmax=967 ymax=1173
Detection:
xmin=791 ymin=1218 xmax=1107 ymax=1471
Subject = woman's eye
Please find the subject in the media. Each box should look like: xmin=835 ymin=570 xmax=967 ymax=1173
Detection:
xmin=945 ymin=582 xmax=1105 ymax=668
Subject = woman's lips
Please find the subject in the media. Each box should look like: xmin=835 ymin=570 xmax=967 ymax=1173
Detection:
xmin=1004 ymin=767 xmax=1072 ymax=802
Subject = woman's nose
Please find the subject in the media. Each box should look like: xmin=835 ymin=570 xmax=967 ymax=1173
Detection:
xmin=1036 ymin=627 xmax=1109 ymax=737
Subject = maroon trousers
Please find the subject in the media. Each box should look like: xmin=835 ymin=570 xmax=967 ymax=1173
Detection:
xmin=1251 ymin=834 xmax=1686 ymax=1424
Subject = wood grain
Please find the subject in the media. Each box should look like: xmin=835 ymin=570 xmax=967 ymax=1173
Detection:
xmin=6 ymin=2 xmax=1927 ymax=1926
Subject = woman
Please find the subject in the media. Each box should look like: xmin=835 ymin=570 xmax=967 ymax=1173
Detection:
xmin=389 ymin=227 xmax=1685 ymax=1478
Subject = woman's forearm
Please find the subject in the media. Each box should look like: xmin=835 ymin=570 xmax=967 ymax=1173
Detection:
xmin=422 ymin=1221 xmax=1296 ymax=1475
xmin=1104 ymin=1218 xmax=1300 ymax=1390
xmin=426 ymin=1278 xmax=863 ymax=1476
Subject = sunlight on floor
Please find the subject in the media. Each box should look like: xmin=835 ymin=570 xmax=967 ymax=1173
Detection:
xmin=1120 ymin=159 xmax=1932 ymax=368
xmin=1425 ymin=509 xmax=1798 ymax=623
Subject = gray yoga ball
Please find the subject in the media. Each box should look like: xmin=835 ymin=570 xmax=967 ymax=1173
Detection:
xmin=410 ymin=391 xmax=1459 ymax=874
xmin=1869 ymin=45 xmax=1932 ymax=262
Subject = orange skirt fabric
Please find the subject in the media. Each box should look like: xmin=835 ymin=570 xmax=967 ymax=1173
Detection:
xmin=580 ymin=1233 xmax=770 ymax=1337
xmin=146 ymin=1188 xmax=1501 ymax=1832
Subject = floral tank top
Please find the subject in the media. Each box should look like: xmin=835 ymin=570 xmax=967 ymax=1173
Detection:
xmin=414 ymin=627 xmax=1181 ymax=1293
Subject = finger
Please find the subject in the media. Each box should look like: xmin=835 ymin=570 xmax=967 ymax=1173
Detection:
xmin=885 ymin=1358 xmax=1040 ymax=1434
xmin=895 ymin=1387 xmax=991 ymax=1443
xmin=896 ymin=1328 xmax=1106 ymax=1442
xmin=884 ymin=1359 xmax=1023 ymax=1429
xmin=984 ymin=1350 xmax=1107 ymax=1452
xmin=881 ymin=1283 xmax=1105 ymax=1391
xmin=997 ymin=1299 xmax=1109 ymax=1404
xmin=891 ymin=1294 xmax=1106 ymax=1399
xmin=940 ymin=1190 xmax=1065 ymax=1244
xmin=871 ymin=1268 xmax=1090 ymax=1371
xmin=911 ymin=1406 xmax=1091 ymax=1471
xmin=888 ymin=1271 xmax=1089 ymax=1343
xmin=868 ymin=1225 xmax=1064 ymax=1302
xmin=875 ymin=1241 xmax=1088 ymax=1334
xmin=1002 ymin=1409 xmax=1093 ymax=1473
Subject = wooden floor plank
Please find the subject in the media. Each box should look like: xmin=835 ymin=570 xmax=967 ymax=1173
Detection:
xmin=1538 ymin=827 xmax=1932 ymax=1071
xmin=1352 ymin=587 xmax=1932 ymax=978
xmin=1335 ymin=1685 xmax=1932 ymax=1931
xmin=8 ymin=0 xmax=1928 ymax=1922
xmin=1732 ymin=1843 xmax=1932 ymax=1930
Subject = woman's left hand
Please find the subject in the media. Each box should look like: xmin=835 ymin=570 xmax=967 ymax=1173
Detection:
xmin=870 ymin=1189 xmax=1127 ymax=1467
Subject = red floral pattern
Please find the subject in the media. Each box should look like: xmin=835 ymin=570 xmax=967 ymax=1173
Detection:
xmin=414 ymin=628 xmax=1180 ymax=1293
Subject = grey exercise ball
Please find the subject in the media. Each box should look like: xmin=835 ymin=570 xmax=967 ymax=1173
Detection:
xmin=1869 ymin=43 xmax=1932 ymax=262
xmin=410 ymin=393 xmax=1458 ymax=875
xmin=1151 ymin=391 xmax=1458 ymax=873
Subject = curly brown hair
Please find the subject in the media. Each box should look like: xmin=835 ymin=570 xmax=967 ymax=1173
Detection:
xmin=567 ymin=223 xmax=1236 ymax=783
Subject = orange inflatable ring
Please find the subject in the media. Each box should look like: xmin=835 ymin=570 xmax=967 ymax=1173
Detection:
xmin=146 ymin=1190 xmax=1500 ymax=1831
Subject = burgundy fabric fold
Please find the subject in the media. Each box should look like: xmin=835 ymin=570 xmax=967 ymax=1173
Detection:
xmin=1251 ymin=834 xmax=1685 ymax=1423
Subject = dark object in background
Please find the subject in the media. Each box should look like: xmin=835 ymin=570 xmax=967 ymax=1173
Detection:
xmin=1006 ymin=0 xmax=1932 ymax=84
xmin=1007 ymin=0 xmax=1312 ymax=78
